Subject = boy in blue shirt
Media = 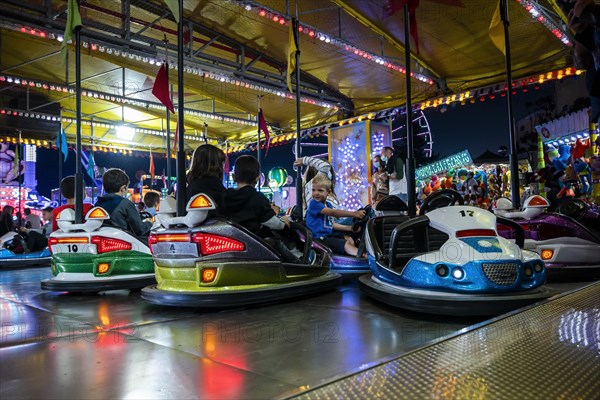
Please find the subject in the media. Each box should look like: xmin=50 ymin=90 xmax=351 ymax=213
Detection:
xmin=306 ymin=174 xmax=366 ymax=256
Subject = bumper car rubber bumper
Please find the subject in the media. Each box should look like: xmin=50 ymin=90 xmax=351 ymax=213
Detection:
xmin=141 ymin=271 xmax=341 ymax=307
xmin=359 ymin=274 xmax=557 ymax=316
xmin=41 ymin=275 xmax=156 ymax=292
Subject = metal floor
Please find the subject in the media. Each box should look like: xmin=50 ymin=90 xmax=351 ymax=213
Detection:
xmin=292 ymin=281 xmax=600 ymax=400
xmin=0 ymin=266 xmax=594 ymax=400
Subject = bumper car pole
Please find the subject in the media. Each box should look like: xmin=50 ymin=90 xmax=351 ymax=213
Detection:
xmin=404 ymin=4 xmax=416 ymax=217
xmin=176 ymin=0 xmax=187 ymax=216
xmin=500 ymin=0 xmax=521 ymax=209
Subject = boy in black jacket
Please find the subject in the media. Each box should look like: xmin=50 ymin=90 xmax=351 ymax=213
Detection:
xmin=95 ymin=168 xmax=152 ymax=245
xmin=223 ymin=156 xmax=302 ymax=263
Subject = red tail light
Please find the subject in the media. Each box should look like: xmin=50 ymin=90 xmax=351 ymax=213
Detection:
xmin=91 ymin=236 xmax=132 ymax=253
xmin=191 ymin=233 xmax=245 ymax=255
xmin=456 ymin=229 xmax=496 ymax=238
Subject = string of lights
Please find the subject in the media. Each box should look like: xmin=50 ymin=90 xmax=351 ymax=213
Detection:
xmin=5 ymin=23 xmax=339 ymax=110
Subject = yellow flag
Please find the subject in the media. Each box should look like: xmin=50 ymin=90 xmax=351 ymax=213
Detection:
xmin=61 ymin=0 xmax=82 ymax=61
xmin=287 ymin=18 xmax=299 ymax=93
xmin=164 ymin=0 xmax=180 ymax=23
xmin=489 ymin=0 xmax=506 ymax=55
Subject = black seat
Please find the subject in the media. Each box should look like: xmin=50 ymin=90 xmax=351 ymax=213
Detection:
xmin=374 ymin=195 xmax=408 ymax=212
xmin=368 ymin=216 xmax=449 ymax=273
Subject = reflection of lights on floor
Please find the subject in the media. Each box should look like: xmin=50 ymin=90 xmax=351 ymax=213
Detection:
xmin=558 ymin=308 xmax=600 ymax=349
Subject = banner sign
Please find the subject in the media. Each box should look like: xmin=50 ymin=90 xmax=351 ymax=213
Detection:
xmin=416 ymin=150 xmax=472 ymax=180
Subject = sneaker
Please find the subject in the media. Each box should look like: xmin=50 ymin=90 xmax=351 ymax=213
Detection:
xmin=307 ymin=249 xmax=317 ymax=265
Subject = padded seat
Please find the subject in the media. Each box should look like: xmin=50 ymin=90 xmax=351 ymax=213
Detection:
xmin=368 ymin=216 xmax=449 ymax=272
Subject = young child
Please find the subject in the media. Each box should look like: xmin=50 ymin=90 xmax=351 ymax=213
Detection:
xmin=222 ymin=155 xmax=300 ymax=263
xmin=293 ymin=156 xmax=338 ymax=213
xmin=52 ymin=176 xmax=93 ymax=231
xmin=95 ymin=168 xmax=152 ymax=244
xmin=306 ymin=174 xmax=366 ymax=256
xmin=143 ymin=191 xmax=161 ymax=217
xmin=186 ymin=144 xmax=227 ymax=210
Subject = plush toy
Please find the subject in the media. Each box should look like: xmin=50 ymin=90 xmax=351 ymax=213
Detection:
xmin=574 ymin=158 xmax=592 ymax=196
xmin=547 ymin=144 xmax=571 ymax=172
xmin=430 ymin=174 xmax=441 ymax=192
xmin=456 ymin=168 xmax=468 ymax=191
xmin=474 ymin=170 xmax=488 ymax=199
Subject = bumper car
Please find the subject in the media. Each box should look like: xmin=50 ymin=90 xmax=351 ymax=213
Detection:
xmin=495 ymin=195 xmax=600 ymax=279
xmin=141 ymin=194 xmax=340 ymax=308
xmin=360 ymin=205 xmax=553 ymax=316
xmin=0 ymin=232 xmax=51 ymax=267
xmin=326 ymin=192 xmax=464 ymax=277
xmin=41 ymin=207 xmax=155 ymax=292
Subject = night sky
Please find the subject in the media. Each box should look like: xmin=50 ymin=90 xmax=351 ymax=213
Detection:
xmin=424 ymin=82 xmax=558 ymax=159
xmin=33 ymin=76 xmax=584 ymax=199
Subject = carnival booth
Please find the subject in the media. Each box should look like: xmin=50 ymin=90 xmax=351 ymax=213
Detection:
xmin=535 ymin=108 xmax=599 ymax=204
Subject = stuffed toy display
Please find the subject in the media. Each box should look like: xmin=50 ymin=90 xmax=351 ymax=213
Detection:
xmin=574 ymin=158 xmax=593 ymax=196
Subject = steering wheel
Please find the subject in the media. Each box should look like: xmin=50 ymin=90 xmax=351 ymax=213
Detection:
xmin=420 ymin=189 xmax=464 ymax=215
xmin=352 ymin=204 xmax=372 ymax=232
xmin=557 ymin=199 xmax=589 ymax=221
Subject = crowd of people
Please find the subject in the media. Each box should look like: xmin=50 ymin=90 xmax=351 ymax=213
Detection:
xmin=2 ymin=136 xmax=591 ymax=260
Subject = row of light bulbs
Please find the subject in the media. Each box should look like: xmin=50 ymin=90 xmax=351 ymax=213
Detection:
xmin=240 ymin=1 xmax=434 ymax=85
xmin=12 ymin=24 xmax=339 ymax=110
xmin=0 ymin=73 xmax=257 ymax=127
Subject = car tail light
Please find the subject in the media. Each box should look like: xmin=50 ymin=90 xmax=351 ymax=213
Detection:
xmin=97 ymin=262 xmax=110 ymax=274
xmin=541 ymin=249 xmax=554 ymax=260
xmin=201 ymin=268 xmax=217 ymax=283
xmin=47 ymin=237 xmax=89 ymax=254
xmin=91 ymin=236 xmax=132 ymax=253
xmin=456 ymin=229 xmax=496 ymax=238
xmin=191 ymin=233 xmax=245 ymax=255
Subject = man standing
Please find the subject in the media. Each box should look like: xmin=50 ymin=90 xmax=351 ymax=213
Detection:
xmin=380 ymin=146 xmax=408 ymax=203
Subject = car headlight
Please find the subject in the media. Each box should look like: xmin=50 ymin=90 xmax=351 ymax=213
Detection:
xmin=452 ymin=267 xmax=464 ymax=280
xmin=533 ymin=262 xmax=544 ymax=273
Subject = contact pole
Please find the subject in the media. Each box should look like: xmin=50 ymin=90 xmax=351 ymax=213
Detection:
xmin=74 ymin=2 xmax=83 ymax=224
xmin=404 ymin=5 xmax=416 ymax=217
xmin=501 ymin=0 xmax=521 ymax=208
xmin=293 ymin=17 xmax=302 ymax=220
xmin=175 ymin=0 xmax=186 ymax=215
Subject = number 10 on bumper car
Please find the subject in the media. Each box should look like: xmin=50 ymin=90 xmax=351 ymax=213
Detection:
xmin=41 ymin=207 xmax=155 ymax=292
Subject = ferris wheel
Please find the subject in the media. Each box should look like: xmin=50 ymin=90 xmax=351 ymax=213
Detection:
xmin=391 ymin=110 xmax=433 ymax=158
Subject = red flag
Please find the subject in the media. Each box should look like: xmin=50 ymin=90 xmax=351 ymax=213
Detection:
xmin=258 ymin=108 xmax=271 ymax=156
xmin=161 ymin=169 xmax=167 ymax=188
xmin=385 ymin=0 xmax=420 ymax=54
xmin=149 ymin=150 xmax=155 ymax=185
xmin=152 ymin=63 xmax=175 ymax=113
xmin=173 ymin=122 xmax=180 ymax=155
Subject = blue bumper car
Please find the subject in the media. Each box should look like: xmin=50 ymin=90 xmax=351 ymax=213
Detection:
xmin=359 ymin=205 xmax=554 ymax=316
xmin=0 ymin=232 xmax=52 ymax=268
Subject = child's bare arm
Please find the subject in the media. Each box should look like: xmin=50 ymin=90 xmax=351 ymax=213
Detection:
xmin=332 ymin=222 xmax=353 ymax=232
xmin=320 ymin=207 xmax=365 ymax=219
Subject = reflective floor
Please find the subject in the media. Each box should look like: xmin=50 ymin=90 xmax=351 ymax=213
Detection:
xmin=0 ymin=266 xmax=593 ymax=399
